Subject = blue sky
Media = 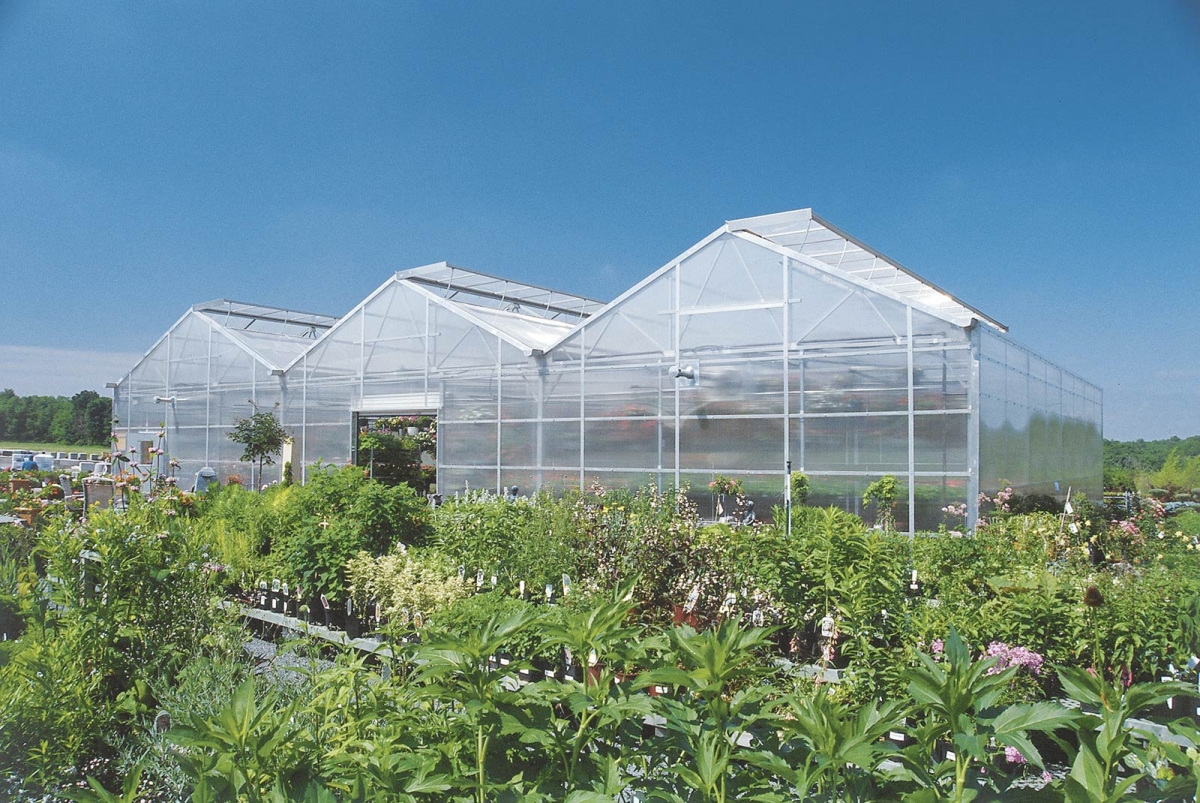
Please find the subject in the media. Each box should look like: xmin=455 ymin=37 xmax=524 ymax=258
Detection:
xmin=1 ymin=1 xmax=1197 ymax=440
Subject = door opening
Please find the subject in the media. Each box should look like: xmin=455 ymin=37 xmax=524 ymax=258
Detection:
xmin=352 ymin=413 xmax=437 ymax=493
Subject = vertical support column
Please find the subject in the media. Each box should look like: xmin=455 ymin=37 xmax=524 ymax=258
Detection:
xmin=495 ymin=335 xmax=502 ymax=494
xmin=535 ymin=358 xmax=545 ymax=490
xmin=782 ymin=256 xmax=791 ymax=511
xmin=423 ymin=298 xmax=431 ymax=405
xmin=163 ymin=330 xmax=172 ymax=488
xmin=359 ymin=307 xmax=366 ymax=403
xmin=278 ymin=372 xmax=288 ymax=478
xmin=165 ymin=330 xmax=172 ymax=410
xmin=673 ymin=261 xmax=682 ymax=491
xmin=425 ymin=297 xmax=436 ymax=487
xmin=205 ymin=326 xmax=212 ymax=466
xmin=967 ymin=328 xmax=982 ymax=529
xmin=656 ymin=359 xmax=664 ymax=489
xmin=301 ymin=354 xmax=308 ymax=484
xmin=578 ymin=325 xmax=586 ymax=490
xmin=906 ymin=306 xmax=916 ymax=536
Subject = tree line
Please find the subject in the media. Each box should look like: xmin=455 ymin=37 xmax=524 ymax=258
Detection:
xmin=0 ymin=389 xmax=111 ymax=446
xmin=1104 ymin=434 xmax=1200 ymax=493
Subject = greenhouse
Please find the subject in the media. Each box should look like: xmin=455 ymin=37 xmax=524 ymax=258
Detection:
xmin=112 ymin=209 xmax=1103 ymax=531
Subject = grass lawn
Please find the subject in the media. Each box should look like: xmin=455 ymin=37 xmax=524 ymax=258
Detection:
xmin=0 ymin=441 xmax=107 ymax=455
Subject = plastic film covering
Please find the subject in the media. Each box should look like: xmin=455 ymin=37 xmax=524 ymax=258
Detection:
xmin=977 ymin=327 xmax=1102 ymax=499
xmin=113 ymin=310 xmax=290 ymax=488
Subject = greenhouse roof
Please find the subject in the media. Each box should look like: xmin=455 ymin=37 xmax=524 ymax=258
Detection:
xmin=192 ymin=299 xmax=338 ymax=336
xmin=127 ymin=210 xmax=1005 ymax=382
xmin=726 ymin=209 xmax=1005 ymax=331
xmin=396 ymin=263 xmax=604 ymax=323
xmin=191 ymin=299 xmax=338 ymax=372
xmin=446 ymin=303 xmax=575 ymax=353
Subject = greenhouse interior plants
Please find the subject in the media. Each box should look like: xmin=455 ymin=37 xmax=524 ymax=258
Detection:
xmin=112 ymin=209 xmax=1102 ymax=531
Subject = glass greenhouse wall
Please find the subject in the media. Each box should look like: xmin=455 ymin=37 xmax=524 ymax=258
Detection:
xmin=113 ymin=301 xmax=331 ymax=487
xmin=113 ymin=209 xmax=1103 ymax=531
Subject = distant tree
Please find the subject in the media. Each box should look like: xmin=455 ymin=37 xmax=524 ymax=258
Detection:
xmin=83 ymin=396 xmax=111 ymax=444
xmin=49 ymin=401 xmax=74 ymax=443
xmin=0 ymin=389 xmax=109 ymax=445
xmin=228 ymin=410 xmax=291 ymax=489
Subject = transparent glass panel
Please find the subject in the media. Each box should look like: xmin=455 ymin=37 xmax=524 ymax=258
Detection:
xmin=362 ymin=286 xmax=428 ymax=376
xmin=540 ymin=367 xmax=582 ymax=419
xmin=798 ymin=415 xmax=909 ymax=473
xmin=681 ymin=359 xmax=785 ymax=417
xmin=679 ymin=235 xmax=784 ymax=309
xmin=583 ymin=419 xmax=669 ymax=470
xmin=582 ymin=470 xmax=668 ymax=495
xmin=576 ymin=272 xmax=673 ymax=360
xmin=679 ymin=307 xmax=784 ymax=352
xmin=914 ymin=413 xmax=968 ymax=472
xmin=300 ymin=422 xmax=351 ymax=476
xmin=305 ymin=310 xmax=362 ymax=382
xmin=799 ymin=352 xmax=909 ymax=414
xmin=500 ymin=421 xmax=536 ymax=466
xmin=500 ymin=371 xmax=538 ymax=421
xmin=534 ymin=470 xmax=584 ymax=495
xmin=584 ymin=366 xmax=667 ymax=418
xmin=914 ymin=475 xmax=969 ymax=532
xmin=430 ymin=306 xmax=499 ymax=370
xmin=682 ymin=471 xmax=783 ymax=522
xmin=977 ymin=328 xmax=1101 ymax=498
xmin=442 ymin=376 xmax=498 ymax=423
xmin=439 ymin=422 xmax=498 ymax=468
xmin=913 ymin=348 xmax=971 ymax=411
xmin=439 ymin=468 xmax=498 ymax=497
xmin=678 ymin=417 xmax=784 ymax=471
xmin=498 ymin=470 xmax=538 ymax=498
xmin=909 ymin=306 xmax=969 ymax=344
xmin=540 ymin=421 xmax=581 ymax=468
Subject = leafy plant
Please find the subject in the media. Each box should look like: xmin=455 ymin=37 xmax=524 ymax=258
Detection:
xmin=1053 ymin=665 xmax=1189 ymax=803
xmin=227 ymin=409 xmax=291 ymax=490
xmin=900 ymin=628 xmax=1073 ymax=803
xmin=347 ymin=547 xmax=472 ymax=625
xmin=169 ymin=677 xmax=313 ymax=802
xmin=414 ymin=608 xmax=537 ymax=803
xmin=862 ymin=475 xmax=899 ymax=532
xmin=790 ymin=470 xmax=810 ymax=507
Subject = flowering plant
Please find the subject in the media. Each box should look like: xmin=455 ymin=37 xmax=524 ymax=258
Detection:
xmin=984 ymin=641 xmax=1043 ymax=676
xmin=708 ymin=475 xmax=742 ymax=496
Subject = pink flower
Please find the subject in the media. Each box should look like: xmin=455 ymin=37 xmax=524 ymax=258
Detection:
xmin=1004 ymin=745 xmax=1027 ymax=765
xmin=930 ymin=639 xmax=944 ymax=656
xmin=985 ymin=642 xmax=1043 ymax=675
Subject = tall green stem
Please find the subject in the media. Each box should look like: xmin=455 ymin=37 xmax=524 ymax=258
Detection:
xmin=954 ymin=752 xmax=968 ymax=803
xmin=476 ymin=724 xmax=487 ymax=803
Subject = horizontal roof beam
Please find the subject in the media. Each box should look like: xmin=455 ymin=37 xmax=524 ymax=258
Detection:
xmin=402 ymin=276 xmax=594 ymax=320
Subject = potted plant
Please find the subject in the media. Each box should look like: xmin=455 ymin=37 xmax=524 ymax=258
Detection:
xmin=708 ymin=475 xmax=743 ymax=519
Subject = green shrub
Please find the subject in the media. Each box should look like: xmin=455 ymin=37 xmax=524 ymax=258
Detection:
xmin=347 ymin=547 xmax=471 ymax=624
xmin=264 ymin=466 xmax=431 ymax=599
xmin=432 ymin=490 xmax=574 ymax=596
xmin=0 ymin=496 xmax=225 ymax=785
